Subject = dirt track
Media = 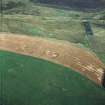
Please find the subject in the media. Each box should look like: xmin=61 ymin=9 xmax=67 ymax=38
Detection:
xmin=0 ymin=33 xmax=105 ymax=85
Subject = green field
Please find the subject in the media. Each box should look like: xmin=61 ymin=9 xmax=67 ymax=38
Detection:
xmin=0 ymin=50 xmax=105 ymax=105
xmin=0 ymin=1 xmax=105 ymax=104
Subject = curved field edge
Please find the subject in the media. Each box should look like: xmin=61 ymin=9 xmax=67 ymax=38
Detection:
xmin=1 ymin=13 xmax=105 ymax=65
xmin=0 ymin=33 xmax=105 ymax=85
xmin=0 ymin=50 xmax=105 ymax=105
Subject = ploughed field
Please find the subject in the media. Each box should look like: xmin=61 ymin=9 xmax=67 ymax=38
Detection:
xmin=0 ymin=33 xmax=104 ymax=85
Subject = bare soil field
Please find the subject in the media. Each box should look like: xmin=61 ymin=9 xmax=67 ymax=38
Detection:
xmin=0 ymin=32 xmax=104 ymax=85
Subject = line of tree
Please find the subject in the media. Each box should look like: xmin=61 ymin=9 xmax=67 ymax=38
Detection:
xmin=29 ymin=0 xmax=105 ymax=9
xmin=1 ymin=1 xmax=25 ymax=11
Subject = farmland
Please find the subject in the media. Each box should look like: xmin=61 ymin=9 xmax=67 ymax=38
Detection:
xmin=0 ymin=0 xmax=105 ymax=105
xmin=0 ymin=50 xmax=105 ymax=105
xmin=1 ymin=6 xmax=105 ymax=64
xmin=0 ymin=33 xmax=105 ymax=85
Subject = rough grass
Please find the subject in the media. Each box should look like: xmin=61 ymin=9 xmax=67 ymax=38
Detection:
xmin=0 ymin=50 xmax=105 ymax=105
xmin=0 ymin=4 xmax=105 ymax=64
xmin=0 ymin=14 xmax=85 ymax=42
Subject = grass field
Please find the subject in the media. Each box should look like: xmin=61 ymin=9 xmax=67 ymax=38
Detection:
xmin=0 ymin=1 xmax=105 ymax=104
xmin=0 ymin=50 xmax=105 ymax=105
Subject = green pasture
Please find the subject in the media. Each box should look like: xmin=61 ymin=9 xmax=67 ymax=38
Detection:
xmin=0 ymin=1 xmax=105 ymax=105
xmin=0 ymin=50 xmax=105 ymax=105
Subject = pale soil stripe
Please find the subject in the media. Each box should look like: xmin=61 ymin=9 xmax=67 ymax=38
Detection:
xmin=0 ymin=32 xmax=105 ymax=85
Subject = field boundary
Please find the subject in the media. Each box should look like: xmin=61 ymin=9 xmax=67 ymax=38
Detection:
xmin=0 ymin=32 xmax=105 ymax=85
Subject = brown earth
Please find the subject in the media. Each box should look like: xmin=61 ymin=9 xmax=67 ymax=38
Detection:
xmin=0 ymin=32 xmax=105 ymax=85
